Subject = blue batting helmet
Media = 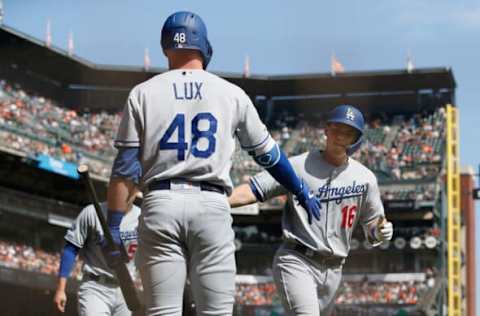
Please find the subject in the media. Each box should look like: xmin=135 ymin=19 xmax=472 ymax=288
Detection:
xmin=161 ymin=11 xmax=213 ymax=69
xmin=327 ymin=105 xmax=365 ymax=155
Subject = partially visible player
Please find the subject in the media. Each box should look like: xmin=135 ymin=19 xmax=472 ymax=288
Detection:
xmin=106 ymin=11 xmax=321 ymax=316
xmin=229 ymin=105 xmax=394 ymax=315
xmin=53 ymin=194 xmax=141 ymax=316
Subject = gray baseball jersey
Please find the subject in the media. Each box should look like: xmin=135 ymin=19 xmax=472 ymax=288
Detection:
xmin=251 ymin=150 xmax=385 ymax=257
xmin=64 ymin=202 xmax=141 ymax=278
xmin=118 ymin=69 xmax=276 ymax=315
xmin=251 ymin=150 xmax=384 ymax=315
xmin=114 ymin=69 xmax=275 ymax=194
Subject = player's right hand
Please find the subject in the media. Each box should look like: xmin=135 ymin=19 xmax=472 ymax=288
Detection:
xmin=375 ymin=217 xmax=393 ymax=242
xmin=295 ymin=179 xmax=321 ymax=224
xmin=53 ymin=290 xmax=67 ymax=313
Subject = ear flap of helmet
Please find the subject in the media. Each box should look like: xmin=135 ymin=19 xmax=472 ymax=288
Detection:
xmin=346 ymin=135 xmax=363 ymax=155
xmin=203 ymin=39 xmax=213 ymax=69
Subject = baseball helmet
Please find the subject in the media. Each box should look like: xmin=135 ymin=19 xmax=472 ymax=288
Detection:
xmin=327 ymin=105 xmax=365 ymax=155
xmin=161 ymin=11 xmax=213 ymax=69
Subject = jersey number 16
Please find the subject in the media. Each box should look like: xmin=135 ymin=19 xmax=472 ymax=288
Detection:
xmin=159 ymin=112 xmax=217 ymax=160
xmin=341 ymin=205 xmax=357 ymax=229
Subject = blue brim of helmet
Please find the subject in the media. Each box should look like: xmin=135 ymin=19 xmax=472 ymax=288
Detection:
xmin=327 ymin=119 xmax=363 ymax=136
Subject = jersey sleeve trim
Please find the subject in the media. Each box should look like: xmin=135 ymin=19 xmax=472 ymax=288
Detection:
xmin=249 ymin=176 xmax=266 ymax=202
xmin=240 ymin=133 xmax=270 ymax=151
xmin=114 ymin=140 xmax=141 ymax=148
xmin=64 ymin=235 xmax=83 ymax=249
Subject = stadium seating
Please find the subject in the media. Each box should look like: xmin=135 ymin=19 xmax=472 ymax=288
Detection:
xmin=0 ymin=78 xmax=445 ymax=187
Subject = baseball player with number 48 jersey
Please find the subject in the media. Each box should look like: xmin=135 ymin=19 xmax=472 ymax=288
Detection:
xmin=53 ymin=201 xmax=140 ymax=316
xmin=229 ymin=105 xmax=394 ymax=315
xmin=106 ymin=10 xmax=321 ymax=316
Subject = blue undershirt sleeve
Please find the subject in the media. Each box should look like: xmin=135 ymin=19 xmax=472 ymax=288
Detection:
xmin=251 ymin=144 xmax=302 ymax=196
xmin=111 ymin=147 xmax=142 ymax=184
xmin=59 ymin=241 xmax=80 ymax=278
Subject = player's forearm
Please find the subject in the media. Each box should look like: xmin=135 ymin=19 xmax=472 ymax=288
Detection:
xmin=229 ymin=183 xmax=258 ymax=207
xmin=252 ymin=143 xmax=302 ymax=195
xmin=107 ymin=178 xmax=137 ymax=213
xmin=56 ymin=277 xmax=68 ymax=292
xmin=264 ymin=149 xmax=302 ymax=195
xmin=108 ymin=146 xmax=142 ymax=213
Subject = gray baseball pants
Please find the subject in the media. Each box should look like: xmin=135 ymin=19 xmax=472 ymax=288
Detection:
xmin=137 ymin=187 xmax=236 ymax=316
xmin=273 ymin=244 xmax=343 ymax=316
xmin=77 ymin=279 xmax=130 ymax=316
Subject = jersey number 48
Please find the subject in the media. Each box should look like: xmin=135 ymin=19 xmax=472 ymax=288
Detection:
xmin=159 ymin=112 xmax=217 ymax=160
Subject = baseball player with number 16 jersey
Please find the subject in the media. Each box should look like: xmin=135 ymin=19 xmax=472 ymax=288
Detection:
xmin=229 ymin=105 xmax=394 ymax=315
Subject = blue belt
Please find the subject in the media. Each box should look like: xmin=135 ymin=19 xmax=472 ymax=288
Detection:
xmin=148 ymin=179 xmax=226 ymax=195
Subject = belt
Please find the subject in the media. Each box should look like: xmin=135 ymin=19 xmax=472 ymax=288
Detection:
xmin=148 ymin=179 xmax=226 ymax=195
xmin=286 ymin=243 xmax=345 ymax=267
xmin=84 ymin=273 xmax=118 ymax=286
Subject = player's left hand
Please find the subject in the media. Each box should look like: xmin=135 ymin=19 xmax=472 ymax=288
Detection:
xmin=53 ymin=289 xmax=67 ymax=313
xmin=375 ymin=217 xmax=393 ymax=242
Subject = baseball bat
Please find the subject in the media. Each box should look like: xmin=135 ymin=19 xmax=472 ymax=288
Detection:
xmin=77 ymin=165 xmax=143 ymax=312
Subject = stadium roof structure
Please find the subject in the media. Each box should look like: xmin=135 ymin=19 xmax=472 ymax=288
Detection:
xmin=0 ymin=24 xmax=456 ymax=113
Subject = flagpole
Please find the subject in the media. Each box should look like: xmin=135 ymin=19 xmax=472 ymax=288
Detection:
xmin=46 ymin=19 xmax=52 ymax=48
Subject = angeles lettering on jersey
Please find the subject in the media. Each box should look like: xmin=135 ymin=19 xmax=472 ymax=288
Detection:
xmin=173 ymin=82 xmax=203 ymax=100
xmin=120 ymin=229 xmax=138 ymax=242
xmin=316 ymin=181 xmax=368 ymax=203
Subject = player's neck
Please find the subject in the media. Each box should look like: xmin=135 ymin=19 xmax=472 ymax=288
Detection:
xmin=323 ymin=149 xmax=348 ymax=167
xmin=168 ymin=54 xmax=204 ymax=70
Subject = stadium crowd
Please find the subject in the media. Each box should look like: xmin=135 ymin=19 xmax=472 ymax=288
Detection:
xmin=234 ymin=275 xmax=435 ymax=306
xmin=0 ymin=79 xmax=117 ymax=177
xmin=335 ymin=275 xmax=435 ymax=305
xmin=0 ymin=239 xmax=147 ymax=290
xmin=235 ymin=282 xmax=278 ymax=306
xmin=0 ymin=239 xmax=82 ymax=279
xmin=0 ymin=78 xmax=445 ymax=185
xmin=0 ymin=238 xmax=438 ymax=307
xmin=381 ymin=183 xmax=437 ymax=201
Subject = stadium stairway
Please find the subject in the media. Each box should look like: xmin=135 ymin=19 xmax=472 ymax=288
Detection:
xmin=382 ymin=124 xmax=399 ymax=149
xmin=417 ymin=276 xmax=444 ymax=316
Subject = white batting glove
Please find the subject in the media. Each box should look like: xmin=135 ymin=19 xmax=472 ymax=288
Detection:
xmin=374 ymin=219 xmax=393 ymax=242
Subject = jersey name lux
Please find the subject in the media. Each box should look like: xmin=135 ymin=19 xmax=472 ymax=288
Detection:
xmin=173 ymin=81 xmax=203 ymax=100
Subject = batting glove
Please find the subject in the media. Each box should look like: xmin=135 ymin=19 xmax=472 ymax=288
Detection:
xmin=374 ymin=220 xmax=393 ymax=242
xmin=295 ymin=179 xmax=321 ymax=224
